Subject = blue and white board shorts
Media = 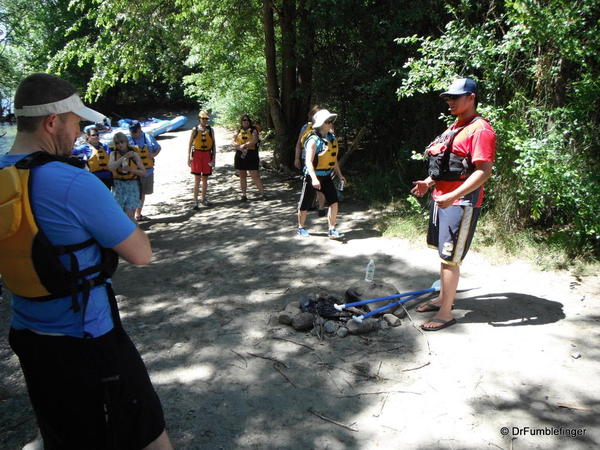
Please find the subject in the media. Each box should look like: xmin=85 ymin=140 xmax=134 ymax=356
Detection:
xmin=113 ymin=179 xmax=141 ymax=211
xmin=427 ymin=203 xmax=480 ymax=265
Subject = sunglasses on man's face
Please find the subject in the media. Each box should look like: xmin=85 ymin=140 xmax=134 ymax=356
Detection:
xmin=324 ymin=120 xmax=334 ymax=125
xmin=89 ymin=134 xmax=99 ymax=137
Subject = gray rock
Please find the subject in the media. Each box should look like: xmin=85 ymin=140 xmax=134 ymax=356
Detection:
xmin=383 ymin=314 xmax=402 ymax=327
xmin=345 ymin=281 xmax=399 ymax=313
xmin=346 ymin=318 xmax=379 ymax=335
xmin=278 ymin=302 xmax=300 ymax=325
xmin=324 ymin=321 xmax=339 ymax=334
xmin=336 ymin=327 xmax=349 ymax=338
xmin=278 ymin=312 xmax=293 ymax=325
xmin=394 ymin=308 xmax=407 ymax=319
xmin=292 ymin=312 xmax=315 ymax=331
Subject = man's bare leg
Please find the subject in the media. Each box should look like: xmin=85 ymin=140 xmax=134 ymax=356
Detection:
xmin=421 ymin=262 xmax=458 ymax=328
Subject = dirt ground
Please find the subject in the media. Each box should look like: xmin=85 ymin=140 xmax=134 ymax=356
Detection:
xmin=1 ymin=115 xmax=599 ymax=449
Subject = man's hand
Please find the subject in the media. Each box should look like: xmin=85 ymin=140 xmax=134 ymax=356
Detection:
xmin=433 ymin=192 xmax=456 ymax=209
xmin=294 ymin=158 xmax=302 ymax=169
xmin=312 ymin=177 xmax=321 ymax=190
xmin=187 ymin=158 xmax=192 ymax=167
xmin=411 ymin=180 xmax=430 ymax=197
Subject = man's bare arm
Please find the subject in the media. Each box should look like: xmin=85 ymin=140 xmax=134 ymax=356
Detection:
xmin=113 ymin=228 xmax=152 ymax=265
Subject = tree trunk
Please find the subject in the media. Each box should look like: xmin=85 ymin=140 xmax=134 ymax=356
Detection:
xmin=262 ymin=0 xmax=288 ymax=168
xmin=296 ymin=0 xmax=315 ymax=126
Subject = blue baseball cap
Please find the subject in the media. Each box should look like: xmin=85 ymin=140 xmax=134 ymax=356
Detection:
xmin=440 ymin=77 xmax=478 ymax=97
xmin=128 ymin=120 xmax=142 ymax=132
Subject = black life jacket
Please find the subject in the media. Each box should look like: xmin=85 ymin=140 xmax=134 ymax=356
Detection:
xmin=426 ymin=116 xmax=483 ymax=181
xmin=0 ymin=152 xmax=120 ymax=334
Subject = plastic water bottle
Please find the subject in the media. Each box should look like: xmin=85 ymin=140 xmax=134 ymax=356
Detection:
xmin=338 ymin=179 xmax=344 ymax=191
xmin=365 ymin=259 xmax=375 ymax=283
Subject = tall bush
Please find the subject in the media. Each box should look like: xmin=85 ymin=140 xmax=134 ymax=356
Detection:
xmin=397 ymin=0 xmax=600 ymax=254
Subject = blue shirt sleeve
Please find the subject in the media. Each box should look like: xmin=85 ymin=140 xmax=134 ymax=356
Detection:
xmin=71 ymin=144 xmax=91 ymax=159
xmin=146 ymin=133 xmax=161 ymax=152
xmin=65 ymin=171 xmax=136 ymax=248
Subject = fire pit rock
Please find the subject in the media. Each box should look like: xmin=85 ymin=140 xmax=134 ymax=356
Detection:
xmin=345 ymin=281 xmax=401 ymax=314
xmin=292 ymin=312 xmax=316 ymax=331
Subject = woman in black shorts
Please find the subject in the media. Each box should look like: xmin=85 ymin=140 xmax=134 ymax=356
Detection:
xmin=232 ymin=115 xmax=265 ymax=201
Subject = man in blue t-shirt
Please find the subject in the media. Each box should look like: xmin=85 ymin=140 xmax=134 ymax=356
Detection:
xmin=71 ymin=125 xmax=113 ymax=189
xmin=0 ymin=74 xmax=172 ymax=449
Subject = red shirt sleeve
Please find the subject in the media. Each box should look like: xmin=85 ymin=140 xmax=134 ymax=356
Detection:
xmin=470 ymin=127 xmax=496 ymax=164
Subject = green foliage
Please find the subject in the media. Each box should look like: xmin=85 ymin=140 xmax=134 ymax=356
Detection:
xmin=396 ymin=0 xmax=600 ymax=255
xmin=180 ymin=0 xmax=266 ymax=126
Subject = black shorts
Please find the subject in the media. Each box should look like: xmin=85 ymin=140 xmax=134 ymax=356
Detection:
xmin=427 ymin=203 xmax=480 ymax=265
xmin=234 ymin=149 xmax=259 ymax=171
xmin=9 ymin=327 xmax=165 ymax=449
xmin=298 ymin=173 xmax=338 ymax=211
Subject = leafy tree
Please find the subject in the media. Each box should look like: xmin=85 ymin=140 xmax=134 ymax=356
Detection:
xmin=397 ymin=0 xmax=600 ymax=252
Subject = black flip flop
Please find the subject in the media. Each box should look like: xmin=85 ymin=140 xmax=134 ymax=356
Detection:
xmin=420 ymin=318 xmax=457 ymax=331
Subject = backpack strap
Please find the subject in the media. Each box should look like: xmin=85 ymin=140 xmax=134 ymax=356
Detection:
xmin=16 ymin=151 xmax=86 ymax=170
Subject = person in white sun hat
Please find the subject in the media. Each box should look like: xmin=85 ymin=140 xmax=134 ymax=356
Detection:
xmin=297 ymin=108 xmax=347 ymax=239
xmin=0 ymin=73 xmax=172 ymax=449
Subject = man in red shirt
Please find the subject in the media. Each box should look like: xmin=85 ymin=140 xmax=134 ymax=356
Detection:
xmin=411 ymin=77 xmax=496 ymax=331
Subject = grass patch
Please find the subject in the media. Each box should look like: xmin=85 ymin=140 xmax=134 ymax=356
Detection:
xmin=378 ymin=197 xmax=600 ymax=276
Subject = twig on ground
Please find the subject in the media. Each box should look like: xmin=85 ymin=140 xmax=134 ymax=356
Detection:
xmin=315 ymin=362 xmax=391 ymax=381
xmin=397 ymin=301 xmax=432 ymax=371
xmin=230 ymin=350 xmax=248 ymax=368
xmin=400 ymin=362 xmax=431 ymax=372
xmin=271 ymin=336 xmax=315 ymax=351
xmin=557 ymin=403 xmax=591 ymax=411
xmin=373 ymin=393 xmax=389 ymax=417
xmin=382 ymin=424 xmax=402 ymax=433
xmin=247 ymin=352 xmax=289 ymax=368
xmin=336 ymin=390 xmax=422 ymax=398
xmin=307 ymin=408 xmax=358 ymax=432
xmin=273 ymin=363 xmax=297 ymax=388
xmin=313 ymin=318 xmax=324 ymax=341
xmin=327 ymin=369 xmax=344 ymax=394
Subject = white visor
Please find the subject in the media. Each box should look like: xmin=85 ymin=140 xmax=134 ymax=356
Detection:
xmin=312 ymin=109 xmax=338 ymax=128
xmin=14 ymin=93 xmax=106 ymax=123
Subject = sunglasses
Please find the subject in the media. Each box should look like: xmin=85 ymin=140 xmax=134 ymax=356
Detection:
xmin=324 ymin=120 xmax=334 ymax=125
xmin=201 ymin=117 xmax=209 ymax=120
xmin=89 ymin=133 xmax=99 ymax=137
